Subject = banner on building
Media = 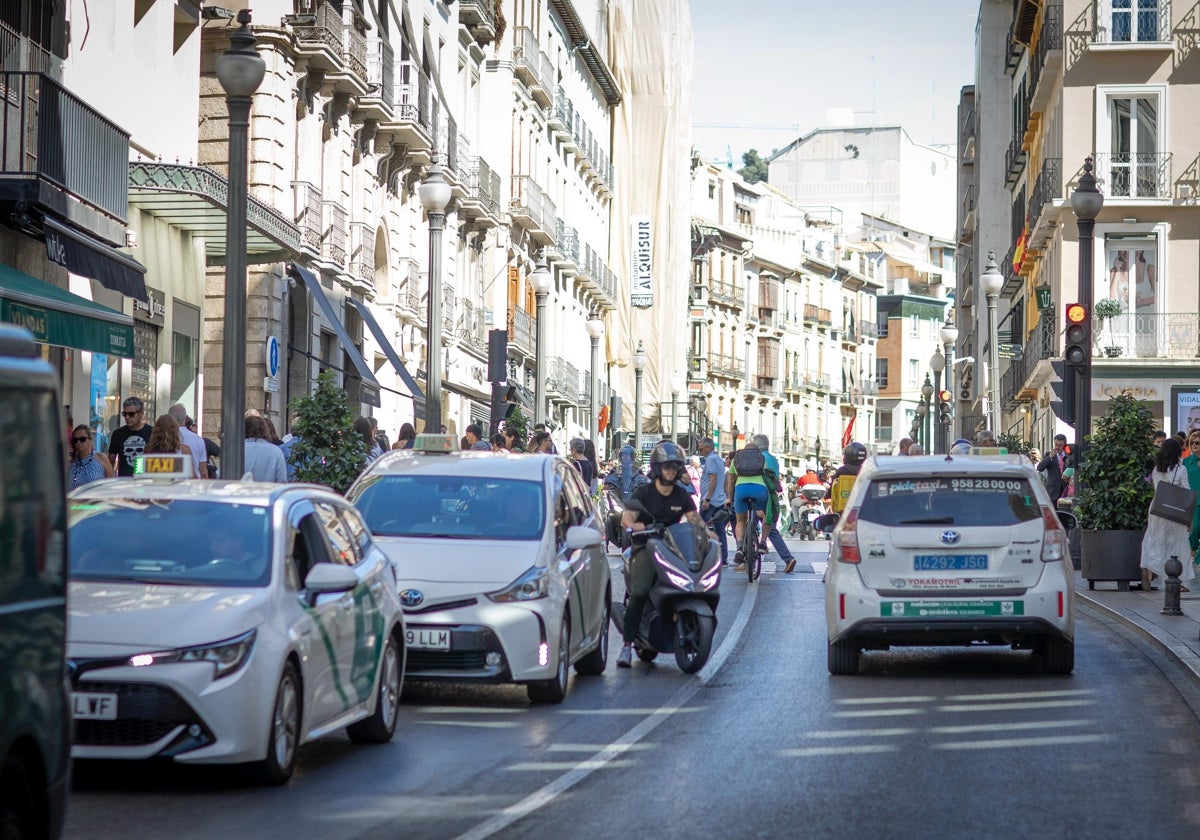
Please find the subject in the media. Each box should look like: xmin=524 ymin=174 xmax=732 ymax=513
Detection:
xmin=631 ymin=215 xmax=653 ymax=308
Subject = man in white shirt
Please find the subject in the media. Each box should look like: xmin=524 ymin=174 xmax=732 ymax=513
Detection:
xmin=168 ymin=403 xmax=208 ymax=478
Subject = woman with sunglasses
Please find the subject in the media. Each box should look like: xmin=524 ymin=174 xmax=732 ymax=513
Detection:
xmin=69 ymin=424 xmax=115 ymax=489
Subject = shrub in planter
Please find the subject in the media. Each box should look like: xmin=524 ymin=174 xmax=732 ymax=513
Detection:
xmin=1074 ymin=393 xmax=1155 ymax=586
xmin=288 ymin=369 xmax=369 ymax=494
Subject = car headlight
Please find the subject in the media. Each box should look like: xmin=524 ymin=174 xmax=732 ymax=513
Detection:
xmin=127 ymin=629 xmax=257 ymax=679
xmin=487 ymin=566 xmax=549 ymax=602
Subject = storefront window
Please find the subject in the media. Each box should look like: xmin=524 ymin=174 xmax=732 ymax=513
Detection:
xmin=170 ymin=301 xmax=201 ymax=413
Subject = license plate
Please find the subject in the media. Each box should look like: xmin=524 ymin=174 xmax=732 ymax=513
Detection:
xmin=406 ymin=628 xmax=451 ymax=651
xmin=72 ymin=691 xmax=118 ymax=720
xmin=913 ymin=554 xmax=988 ymax=571
xmin=884 ymin=600 xmax=1024 ymax=617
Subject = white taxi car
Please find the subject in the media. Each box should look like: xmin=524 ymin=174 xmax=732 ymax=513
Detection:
xmin=66 ymin=455 xmax=405 ymax=783
xmin=820 ymin=453 xmax=1076 ymax=676
xmin=346 ymin=436 xmax=610 ymax=704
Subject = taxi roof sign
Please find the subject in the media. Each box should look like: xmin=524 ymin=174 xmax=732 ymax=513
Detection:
xmin=132 ymin=453 xmax=192 ymax=478
xmin=413 ymin=433 xmax=456 ymax=454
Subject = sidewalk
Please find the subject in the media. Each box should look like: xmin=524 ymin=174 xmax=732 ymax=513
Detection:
xmin=1074 ymin=569 xmax=1200 ymax=688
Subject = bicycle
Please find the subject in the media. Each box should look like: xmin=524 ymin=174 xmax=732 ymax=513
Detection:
xmin=739 ymin=497 xmax=763 ymax=584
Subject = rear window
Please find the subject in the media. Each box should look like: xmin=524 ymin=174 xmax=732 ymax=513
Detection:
xmin=858 ymin=477 xmax=1041 ymax=527
xmin=349 ymin=475 xmax=545 ymax=540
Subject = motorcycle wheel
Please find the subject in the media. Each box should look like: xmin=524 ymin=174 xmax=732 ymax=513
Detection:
xmin=673 ymin=611 xmax=714 ymax=674
xmin=634 ymin=642 xmax=658 ymax=662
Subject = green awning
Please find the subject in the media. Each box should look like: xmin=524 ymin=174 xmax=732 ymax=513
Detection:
xmin=0 ymin=264 xmax=134 ymax=358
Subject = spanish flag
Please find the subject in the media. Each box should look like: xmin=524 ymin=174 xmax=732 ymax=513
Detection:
xmin=841 ymin=414 xmax=856 ymax=449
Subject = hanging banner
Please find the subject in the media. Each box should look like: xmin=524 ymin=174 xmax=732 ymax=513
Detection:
xmin=631 ymin=215 xmax=653 ymax=308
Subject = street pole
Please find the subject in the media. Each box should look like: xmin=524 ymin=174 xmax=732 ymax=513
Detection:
xmin=940 ymin=320 xmax=958 ymax=441
xmin=529 ymin=258 xmax=552 ymax=428
xmin=670 ymin=390 xmax=677 ymax=445
xmin=930 ymin=347 xmax=945 ymax=454
xmin=632 ymin=341 xmax=646 ymax=456
xmin=586 ymin=310 xmax=603 ymax=443
xmin=418 ymin=166 xmax=452 ymax=433
xmin=1070 ymin=157 xmax=1103 ymax=493
xmin=215 ymin=10 xmax=265 ymax=481
xmin=981 ymin=252 xmax=1005 ymax=439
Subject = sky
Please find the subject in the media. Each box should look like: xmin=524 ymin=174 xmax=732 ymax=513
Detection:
xmin=689 ymin=0 xmax=980 ymax=167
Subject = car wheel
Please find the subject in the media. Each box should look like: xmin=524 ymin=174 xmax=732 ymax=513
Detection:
xmin=348 ymin=632 xmax=402 ymax=743
xmin=527 ymin=617 xmax=570 ymax=704
xmin=827 ymin=637 xmax=861 ymax=676
xmin=574 ymin=596 xmax=609 ymax=676
xmin=1037 ymin=636 xmax=1075 ymax=675
xmin=0 ymin=756 xmax=38 ymax=840
xmin=252 ymin=661 xmax=301 ymax=785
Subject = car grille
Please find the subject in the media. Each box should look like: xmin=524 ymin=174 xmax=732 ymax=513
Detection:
xmin=74 ymin=682 xmax=203 ymax=747
xmin=407 ymin=650 xmax=488 ymax=671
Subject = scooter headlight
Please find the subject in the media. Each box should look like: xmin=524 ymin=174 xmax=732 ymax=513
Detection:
xmin=700 ymin=567 xmax=721 ymax=590
xmin=664 ymin=570 xmax=691 ymax=589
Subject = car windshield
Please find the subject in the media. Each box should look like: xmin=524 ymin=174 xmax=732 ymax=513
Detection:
xmin=350 ymin=475 xmax=545 ymax=540
xmin=858 ymin=476 xmax=1042 ymax=527
xmin=68 ymin=499 xmax=272 ymax=587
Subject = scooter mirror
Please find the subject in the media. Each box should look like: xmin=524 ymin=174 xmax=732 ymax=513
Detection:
xmin=814 ymin=512 xmax=840 ymax=533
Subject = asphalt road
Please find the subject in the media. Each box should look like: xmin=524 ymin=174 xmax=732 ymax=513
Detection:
xmin=64 ymin=536 xmax=1200 ymax=840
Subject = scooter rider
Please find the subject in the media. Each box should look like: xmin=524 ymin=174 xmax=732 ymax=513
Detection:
xmin=617 ymin=441 xmax=705 ymax=668
xmin=829 ymin=441 xmax=868 ymax=514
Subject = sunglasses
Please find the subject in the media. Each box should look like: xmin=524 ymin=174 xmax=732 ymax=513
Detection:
xmin=122 ymin=410 xmax=141 ymax=418
xmin=72 ymin=437 xmax=90 ymax=444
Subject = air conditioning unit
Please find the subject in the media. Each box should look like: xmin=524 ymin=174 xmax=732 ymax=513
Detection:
xmin=959 ymin=386 xmax=972 ymax=402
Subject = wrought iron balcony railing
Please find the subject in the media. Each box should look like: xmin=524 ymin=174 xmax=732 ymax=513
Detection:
xmin=0 ymin=71 xmax=130 ymax=223
xmin=707 ymin=353 xmax=746 ymax=380
xmin=1026 ymin=2 xmax=1062 ymax=113
xmin=708 ymin=282 xmax=744 ymax=308
xmin=1005 ymin=133 xmax=1027 ymax=186
xmin=1029 ymin=157 xmax=1062 ymax=231
xmin=508 ymin=305 xmax=535 ymax=356
xmin=1099 ymin=312 xmax=1200 ymax=359
xmin=366 ymin=37 xmax=393 ymax=107
xmin=293 ymin=1 xmax=343 ymax=57
xmin=293 ymin=181 xmax=323 ymax=253
xmin=1092 ymin=0 xmax=1172 ymax=44
xmin=1094 ymin=151 xmax=1172 ymax=199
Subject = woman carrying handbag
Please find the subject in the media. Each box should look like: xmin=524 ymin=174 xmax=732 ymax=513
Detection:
xmin=1140 ymin=437 xmax=1196 ymax=591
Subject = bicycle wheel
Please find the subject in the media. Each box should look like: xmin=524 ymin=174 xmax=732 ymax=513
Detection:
xmin=742 ymin=502 xmax=760 ymax=584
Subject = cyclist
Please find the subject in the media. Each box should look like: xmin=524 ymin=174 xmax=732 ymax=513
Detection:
xmin=829 ymin=441 xmax=868 ymax=515
xmin=725 ymin=441 xmax=771 ymax=570
xmin=617 ymin=441 xmax=704 ymax=668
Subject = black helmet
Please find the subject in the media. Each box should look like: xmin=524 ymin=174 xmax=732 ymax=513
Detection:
xmin=842 ymin=441 xmax=868 ymax=466
xmin=649 ymin=441 xmax=685 ymax=479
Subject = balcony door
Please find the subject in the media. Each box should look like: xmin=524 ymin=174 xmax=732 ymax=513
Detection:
xmin=1100 ymin=238 xmax=1157 ymax=358
xmin=1108 ymin=95 xmax=1159 ymax=198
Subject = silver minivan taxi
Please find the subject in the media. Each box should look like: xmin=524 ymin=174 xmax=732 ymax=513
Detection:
xmin=821 ymin=454 xmax=1076 ymax=676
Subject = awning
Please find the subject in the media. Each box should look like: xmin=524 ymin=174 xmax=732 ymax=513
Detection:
xmin=41 ymin=216 xmax=148 ymax=302
xmin=0 ymin=263 xmax=134 ymax=358
xmin=347 ymin=298 xmax=426 ymax=419
xmin=288 ymin=263 xmax=381 ymax=407
xmin=878 ymin=243 xmax=950 ymax=278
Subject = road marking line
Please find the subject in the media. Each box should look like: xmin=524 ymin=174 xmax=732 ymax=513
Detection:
xmin=937 ymin=699 xmax=1094 ymax=713
xmin=931 ymin=719 xmax=1094 ymax=735
xmin=807 ymin=728 xmax=916 ymax=739
xmin=836 ymin=696 xmax=935 ymax=705
xmin=454 ymin=582 xmax=759 ymax=840
xmin=778 ymin=744 xmax=897 ymax=757
xmin=831 ymin=708 xmax=928 ymax=718
xmin=943 ymin=689 xmax=1093 ymax=701
xmin=933 ymin=733 xmax=1110 ymax=751
xmin=504 ymin=760 xmax=637 ymax=771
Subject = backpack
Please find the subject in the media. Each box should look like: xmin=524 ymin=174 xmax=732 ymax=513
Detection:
xmin=733 ymin=447 xmax=765 ymax=477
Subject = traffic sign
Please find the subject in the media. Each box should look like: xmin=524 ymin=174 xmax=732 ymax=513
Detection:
xmin=266 ymin=336 xmax=281 ymax=379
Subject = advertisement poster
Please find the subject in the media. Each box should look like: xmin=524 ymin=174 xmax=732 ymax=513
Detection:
xmin=630 ymin=215 xmax=653 ymax=308
xmin=1171 ymin=386 xmax=1200 ymax=437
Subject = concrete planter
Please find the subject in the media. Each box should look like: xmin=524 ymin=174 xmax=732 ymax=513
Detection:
xmin=1081 ymin=529 xmax=1144 ymax=590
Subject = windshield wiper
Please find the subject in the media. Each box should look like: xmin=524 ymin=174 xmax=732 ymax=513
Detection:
xmin=897 ymin=516 xmax=955 ymax=525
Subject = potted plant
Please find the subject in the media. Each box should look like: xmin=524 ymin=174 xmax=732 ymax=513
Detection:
xmin=1075 ymin=392 xmax=1155 ymax=590
xmin=288 ymin=369 xmax=369 ymax=495
xmin=1094 ymin=297 xmax=1124 ymax=357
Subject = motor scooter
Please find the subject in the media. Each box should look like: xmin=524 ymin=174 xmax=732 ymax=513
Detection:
xmin=798 ymin=485 xmax=827 ymax=541
xmin=611 ymin=512 xmax=721 ymax=674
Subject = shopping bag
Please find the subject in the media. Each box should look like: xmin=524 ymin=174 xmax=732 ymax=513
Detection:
xmin=1149 ymin=471 xmax=1198 ymax=526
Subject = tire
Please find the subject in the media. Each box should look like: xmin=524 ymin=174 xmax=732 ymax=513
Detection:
xmin=348 ymin=633 xmax=402 ymax=743
xmin=527 ymin=617 xmax=570 ymax=704
xmin=1038 ymin=636 xmax=1075 ymax=675
xmin=828 ymin=638 xmax=861 ymax=676
xmin=673 ymin=611 xmax=714 ymax=674
xmin=741 ymin=515 xmax=758 ymax=584
xmin=574 ymin=597 xmax=609 ymax=676
xmin=635 ymin=643 xmax=658 ymax=662
xmin=0 ymin=756 xmax=38 ymax=840
xmin=252 ymin=661 xmax=301 ymax=785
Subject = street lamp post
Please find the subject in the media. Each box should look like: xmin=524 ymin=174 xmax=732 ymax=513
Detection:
xmin=1070 ymin=157 xmax=1103 ymax=492
xmin=980 ymin=252 xmax=1005 ymax=439
xmin=930 ymin=347 xmax=945 ymax=454
xmin=215 ymin=10 xmax=265 ymax=481
xmin=670 ymin=370 xmax=685 ymax=445
xmin=529 ymin=258 xmax=553 ymax=428
xmin=920 ymin=374 xmax=934 ymax=451
xmin=585 ymin=308 xmax=603 ymax=443
xmin=418 ymin=165 xmax=452 ymax=434
xmin=632 ymin=341 xmax=647 ymax=455
xmin=940 ymin=319 xmax=959 ymax=439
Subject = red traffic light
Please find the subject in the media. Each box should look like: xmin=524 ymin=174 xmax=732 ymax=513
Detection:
xmin=1066 ymin=302 xmax=1088 ymax=324
xmin=937 ymin=389 xmax=952 ymax=403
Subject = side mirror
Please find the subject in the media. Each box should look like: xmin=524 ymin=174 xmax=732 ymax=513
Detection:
xmin=1056 ymin=510 xmax=1078 ymax=531
xmin=814 ymin=512 xmax=841 ymax=534
xmin=304 ymin=562 xmax=359 ymax=604
xmin=566 ymin=524 xmax=602 ymax=550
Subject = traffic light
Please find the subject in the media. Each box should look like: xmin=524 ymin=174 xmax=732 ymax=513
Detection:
xmin=1064 ymin=303 xmax=1090 ymax=367
xmin=1049 ymin=360 xmax=1076 ymax=428
xmin=490 ymin=383 xmax=520 ymax=432
xmin=937 ymin=389 xmax=953 ymax=424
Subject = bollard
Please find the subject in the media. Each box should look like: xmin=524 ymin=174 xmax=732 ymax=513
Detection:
xmin=1163 ymin=554 xmax=1184 ymax=616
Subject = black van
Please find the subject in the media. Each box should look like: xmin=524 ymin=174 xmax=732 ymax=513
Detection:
xmin=0 ymin=325 xmax=70 ymax=839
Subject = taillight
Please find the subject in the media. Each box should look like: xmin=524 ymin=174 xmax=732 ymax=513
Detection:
xmin=1041 ymin=507 xmax=1065 ymax=562
xmin=838 ymin=508 xmax=860 ymax=564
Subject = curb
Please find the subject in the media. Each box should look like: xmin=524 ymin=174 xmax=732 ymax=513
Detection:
xmin=1075 ymin=588 xmax=1200 ymax=692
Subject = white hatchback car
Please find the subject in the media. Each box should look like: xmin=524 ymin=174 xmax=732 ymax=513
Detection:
xmin=346 ymin=439 xmax=610 ymax=704
xmin=67 ymin=463 xmax=405 ymax=783
xmin=821 ymin=454 xmax=1076 ymax=676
